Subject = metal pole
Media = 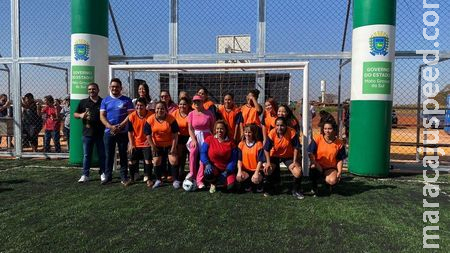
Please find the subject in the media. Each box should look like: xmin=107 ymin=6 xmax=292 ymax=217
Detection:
xmin=169 ymin=0 xmax=178 ymax=102
xmin=11 ymin=0 xmax=22 ymax=158
xmin=416 ymin=65 xmax=424 ymax=162
xmin=256 ymin=0 xmax=266 ymax=104
xmin=337 ymin=0 xmax=352 ymax=135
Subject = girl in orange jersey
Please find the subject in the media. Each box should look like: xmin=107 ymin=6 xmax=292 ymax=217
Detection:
xmin=144 ymin=101 xmax=180 ymax=189
xmin=239 ymin=89 xmax=263 ymax=140
xmin=263 ymin=117 xmax=303 ymax=199
xmin=308 ymin=117 xmax=346 ymax=196
xmin=197 ymin=87 xmax=217 ymax=117
xmin=236 ymin=124 xmax=264 ymax=193
xmin=261 ymin=97 xmax=278 ymax=143
xmin=217 ymin=93 xmax=241 ymax=142
xmin=277 ymin=104 xmax=300 ymax=134
xmin=171 ymin=97 xmax=191 ymax=180
xmin=127 ymin=97 xmax=154 ymax=186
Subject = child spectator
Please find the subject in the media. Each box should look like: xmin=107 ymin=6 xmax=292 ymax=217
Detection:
xmin=41 ymin=95 xmax=61 ymax=153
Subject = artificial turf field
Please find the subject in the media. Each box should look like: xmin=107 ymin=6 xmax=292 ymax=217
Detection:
xmin=0 ymin=159 xmax=449 ymax=252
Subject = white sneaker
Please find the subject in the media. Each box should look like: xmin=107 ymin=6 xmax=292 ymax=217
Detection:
xmin=100 ymin=173 xmax=106 ymax=182
xmin=78 ymin=175 xmax=89 ymax=183
xmin=173 ymin=180 xmax=181 ymax=189
xmin=143 ymin=176 xmax=149 ymax=182
xmin=185 ymin=172 xmax=192 ymax=180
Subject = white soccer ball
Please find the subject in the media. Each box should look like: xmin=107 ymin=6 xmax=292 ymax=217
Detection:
xmin=182 ymin=178 xmax=197 ymax=192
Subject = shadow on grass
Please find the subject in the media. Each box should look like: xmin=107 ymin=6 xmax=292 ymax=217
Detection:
xmin=0 ymin=179 xmax=29 ymax=184
xmin=0 ymin=187 xmax=13 ymax=193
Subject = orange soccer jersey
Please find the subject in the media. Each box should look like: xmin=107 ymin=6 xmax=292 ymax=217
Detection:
xmin=145 ymin=114 xmax=179 ymax=147
xmin=238 ymin=141 xmax=263 ymax=171
xmin=240 ymin=104 xmax=261 ymax=126
xmin=128 ymin=111 xmax=153 ymax=147
xmin=309 ymin=134 xmax=346 ymax=169
xmin=262 ymin=111 xmax=277 ymax=134
xmin=171 ymin=109 xmax=189 ymax=136
xmin=218 ymin=105 xmax=240 ymax=140
xmin=265 ymin=127 xmax=300 ymax=158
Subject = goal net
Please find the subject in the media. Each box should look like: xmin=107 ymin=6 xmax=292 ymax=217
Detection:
xmin=110 ymin=62 xmax=311 ymax=175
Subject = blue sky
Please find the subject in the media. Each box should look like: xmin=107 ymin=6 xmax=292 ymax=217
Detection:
xmin=0 ymin=0 xmax=448 ymax=104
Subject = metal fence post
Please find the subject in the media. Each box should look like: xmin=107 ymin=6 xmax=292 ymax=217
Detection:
xmin=11 ymin=0 xmax=22 ymax=158
xmin=169 ymin=0 xmax=178 ymax=102
xmin=256 ymin=0 xmax=266 ymax=104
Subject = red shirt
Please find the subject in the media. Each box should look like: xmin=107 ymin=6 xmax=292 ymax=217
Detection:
xmin=42 ymin=105 xmax=59 ymax=130
xmin=204 ymin=135 xmax=235 ymax=170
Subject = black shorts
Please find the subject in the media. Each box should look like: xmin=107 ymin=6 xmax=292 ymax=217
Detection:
xmin=128 ymin=147 xmax=152 ymax=161
xmin=271 ymin=157 xmax=295 ymax=168
xmin=152 ymin=146 xmax=171 ymax=157
xmin=178 ymin=135 xmax=189 ymax=145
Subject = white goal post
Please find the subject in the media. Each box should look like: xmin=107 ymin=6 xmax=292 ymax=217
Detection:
xmin=109 ymin=61 xmax=310 ymax=175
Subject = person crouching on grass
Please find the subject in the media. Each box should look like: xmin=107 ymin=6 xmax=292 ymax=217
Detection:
xmin=127 ymin=97 xmax=154 ymax=187
xmin=236 ymin=124 xmax=264 ymax=193
xmin=308 ymin=117 xmax=346 ymax=196
xmin=200 ymin=120 xmax=237 ymax=193
xmin=263 ymin=117 xmax=303 ymax=199
xmin=144 ymin=101 xmax=180 ymax=189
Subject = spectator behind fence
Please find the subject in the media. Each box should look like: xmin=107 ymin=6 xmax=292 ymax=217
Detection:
xmin=21 ymin=93 xmax=42 ymax=152
xmin=100 ymin=78 xmax=134 ymax=186
xmin=60 ymin=96 xmax=70 ymax=149
xmin=0 ymin=94 xmax=12 ymax=147
xmin=42 ymin=95 xmax=61 ymax=153
xmin=74 ymin=83 xmax=106 ymax=183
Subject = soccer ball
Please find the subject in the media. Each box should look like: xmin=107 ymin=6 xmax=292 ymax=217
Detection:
xmin=182 ymin=178 xmax=197 ymax=192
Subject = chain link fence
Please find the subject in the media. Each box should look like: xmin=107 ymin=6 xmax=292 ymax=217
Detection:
xmin=0 ymin=0 xmax=449 ymax=166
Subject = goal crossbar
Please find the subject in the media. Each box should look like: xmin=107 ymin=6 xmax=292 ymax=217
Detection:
xmin=109 ymin=61 xmax=311 ymax=175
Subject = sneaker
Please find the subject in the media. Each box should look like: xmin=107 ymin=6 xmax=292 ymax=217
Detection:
xmin=197 ymin=182 xmax=205 ymax=190
xmin=209 ymin=184 xmax=216 ymax=194
xmin=101 ymin=179 xmax=111 ymax=185
xmin=133 ymin=172 xmax=140 ymax=181
xmin=100 ymin=173 xmax=106 ymax=182
xmin=256 ymin=185 xmax=264 ymax=193
xmin=146 ymin=180 xmax=154 ymax=188
xmin=263 ymin=192 xmax=271 ymax=197
xmin=143 ymin=176 xmax=149 ymax=183
xmin=78 ymin=175 xmax=89 ymax=183
xmin=152 ymin=180 xmax=163 ymax=189
xmin=185 ymin=172 xmax=192 ymax=180
xmin=173 ymin=180 xmax=181 ymax=189
xmin=121 ymin=179 xmax=132 ymax=187
xmin=292 ymin=190 xmax=305 ymax=200
xmin=244 ymin=185 xmax=252 ymax=192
